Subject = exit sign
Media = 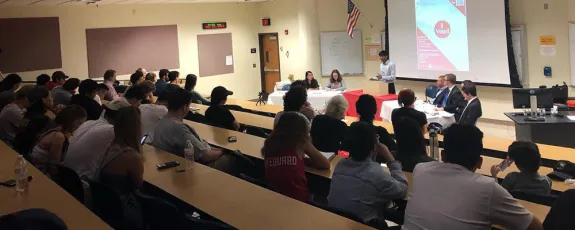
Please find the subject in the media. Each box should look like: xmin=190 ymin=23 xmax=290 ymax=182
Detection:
xmin=262 ymin=18 xmax=271 ymax=26
xmin=202 ymin=22 xmax=227 ymax=30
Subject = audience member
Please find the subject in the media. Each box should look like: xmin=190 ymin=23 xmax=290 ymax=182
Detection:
xmin=167 ymin=71 xmax=180 ymax=87
xmin=432 ymin=75 xmax=447 ymax=105
xmin=435 ymin=73 xmax=463 ymax=114
xmin=274 ymin=86 xmax=311 ymax=130
xmin=325 ymin=69 xmax=347 ymax=91
xmin=46 ymin=71 xmax=68 ymax=90
xmin=303 ymin=71 xmax=319 ymax=90
xmin=36 ymin=74 xmax=51 ymax=86
xmin=0 ymin=86 xmax=33 ymax=146
xmin=184 ymin=74 xmax=210 ymax=105
xmin=310 ymin=95 xmax=348 ymax=152
xmin=394 ymin=117 xmax=434 ymax=172
xmin=262 ymin=112 xmax=330 ymax=202
xmin=328 ymin=121 xmax=408 ymax=224
xmin=0 ymin=74 xmax=22 ymax=109
xmin=122 ymin=84 xmax=146 ymax=107
xmin=205 ymin=86 xmax=239 ymax=131
xmin=103 ymin=69 xmax=119 ymax=101
xmin=52 ymin=78 xmax=80 ymax=106
xmin=30 ymin=105 xmax=86 ymax=175
xmin=403 ymin=124 xmax=543 ymax=230
xmin=155 ymin=69 xmax=170 ymax=96
xmin=355 ymin=94 xmax=397 ymax=152
xmin=458 ymin=81 xmax=482 ymax=126
xmin=136 ymin=68 xmax=147 ymax=77
xmin=289 ymin=80 xmax=315 ymax=121
xmin=63 ymin=99 xmax=131 ymax=179
xmin=543 ymin=189 xmax=575 ymax=230
xmin=96 ymin=106 xmax=144 ymax=229
xmin=13 ymin=86 xmax=54 ymax=155
xmin=94 ymin=83 xmax=109 ymax=105
xmin=491 ymin=141 xmax=552 ymax=196
xmin=70 ymin=79 xmax=102 ymax=120
xmin=138 ymin=80 xmax=156 ymax=104
xmin=139 ymin=89 xmax=169 ymax=144
xmin=153 ymin=88 xmax=234 ymax=172
xmin=391 ymin=89 xmax=427 ymax=131
xmin=145 ymin=72 xmax=157 ymax=83
xmin=125 ymin=71 xmax=145 ymax=96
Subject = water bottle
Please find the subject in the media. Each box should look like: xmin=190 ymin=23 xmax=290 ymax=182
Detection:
xmin=14 ymin=155 xmax=28 ymax=192
xmin=184 ymin=140 xmax=195 ymax=169
xmin=565 ymin=179 xmax=575 ymax=185
xmin=429 ymin=131 xmax=440 ymax=161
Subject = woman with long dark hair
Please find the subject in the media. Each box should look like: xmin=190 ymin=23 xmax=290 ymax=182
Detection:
xmin=355 ymin=94 xmax=397 ymax=152
xmin=184 ymin=74 xmax=210 ymax=104
xmin=303 ymin=71 xmax=319 ymax=90
xmin=326 ymin=69 xmax=347 ymax=91
xmin=262 ymin=112 xmax=329 ymax=202
xmin=391 ymin=88 xmax=427 ymax=133
xmin=394 ymin=117 xmax=434 ymax=172
xmin=13 ymin=86 xmax=54 ymax=155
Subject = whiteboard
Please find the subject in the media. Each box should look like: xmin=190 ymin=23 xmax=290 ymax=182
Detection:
xmin=569 ymin=23 xmax=575 ymax=86
xmin=320 ymin=30 xmax=363 ymax=76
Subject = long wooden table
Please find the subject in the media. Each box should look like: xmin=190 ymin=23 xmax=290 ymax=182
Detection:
xmin=179 ymin=121 xmax=551 ymax=222
xmin=0 ymin=142 xmax=111 ymax=230
xmin=141 ymin=145 xmax=374 ymax=230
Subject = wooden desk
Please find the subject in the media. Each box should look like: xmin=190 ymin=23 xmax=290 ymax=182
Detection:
xmin=193 ymin=103 xmax=275 ymax=130
xmin=0 ymin=142 xmax=111 ymax=230
xmin=141 ymin=145 xmax=373 ymax=230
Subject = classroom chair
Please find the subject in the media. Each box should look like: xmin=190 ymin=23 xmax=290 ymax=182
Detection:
xmin=309 ymin=200 xmax=389 ymax=229
xmin=53 ymin=164 xmax=85 ymax=203
xmin=511 ymin=191 xmax=557 ymax=207
xmin=243 ymin=126 xmax=269 ymax=138
xmin=425 ymin=85 xmax=438 ymax=101
xmin=224 ymin=104 xmax=246 ymax=112
xmin=239 ymin=173 xmax=274 ymax=191
xmin=134 ymin=191 xmax=181 ymax=230
xmin=184 ymin=112 xmax=207 ymax=124
xmin=86 ymin=179 xmax=124 ymax=229
xmin=183 ymin=213 xmax=234 ymax=230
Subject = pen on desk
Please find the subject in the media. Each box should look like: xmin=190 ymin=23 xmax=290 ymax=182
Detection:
xmin=176 ymin=169 xmax=186 ymax=173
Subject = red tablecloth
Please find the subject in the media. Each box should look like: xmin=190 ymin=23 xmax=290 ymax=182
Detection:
xmin=343 ymin=90 xmax=398 ymax=121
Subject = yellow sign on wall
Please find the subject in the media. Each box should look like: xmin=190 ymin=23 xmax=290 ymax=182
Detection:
xmin=540 ymin=35 xmax=557 ymax=45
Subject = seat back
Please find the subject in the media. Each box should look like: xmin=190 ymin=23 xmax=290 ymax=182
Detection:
xmin=309 ymin=200 xmax=373 ymax=226
xmin=243 ymin=126 xmax=268 ymax=138
xmin=134 ymin=191 xmax=181 ymax=230
xmin=53 ymin=164 xmax=84 ymax=203
xmin=511 ymin=191 xmax=557 ymax=206
xmin=425 ymin=85 xmax=438 ymax=99
xmin=239 ymin=173 xmax=273 ymax=191
xmin=185 ymin=112 xmax=207 ymax=124
xmin=183 ymin=213 xmax=234 ymax=230
xmin=86 ymin=179 xmax=123 ymax=229
xmin=224 ymin=104 xmax=245 ymax=112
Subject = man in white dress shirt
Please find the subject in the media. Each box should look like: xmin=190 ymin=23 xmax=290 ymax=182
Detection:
xmin=375 ymin=50 xmax=396 ymax=94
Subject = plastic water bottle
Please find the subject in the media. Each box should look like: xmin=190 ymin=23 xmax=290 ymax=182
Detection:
xmin=184 ymin=140 xmax=195 ymax=169
xmin=14 ymin=155 xmax=28 ymax=192
xmin=429 ymin=131 xmax=440 ymax=161
xmin=565 ymin=179 xmax=575 ymax=185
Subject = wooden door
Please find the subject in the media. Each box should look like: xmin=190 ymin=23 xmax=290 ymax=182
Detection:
xmin=262 ymin=34 xmax=280 ymax=93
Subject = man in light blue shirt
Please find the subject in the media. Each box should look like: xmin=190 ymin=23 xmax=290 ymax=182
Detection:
xmin=375 ymin=50 xmax=396 ymax=94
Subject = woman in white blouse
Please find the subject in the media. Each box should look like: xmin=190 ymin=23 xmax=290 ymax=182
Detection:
xmin=326 ymin=69 xmax=347 ymax=91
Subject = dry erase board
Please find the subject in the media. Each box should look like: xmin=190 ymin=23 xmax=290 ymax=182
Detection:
xmin=320 ymin=30 xmax=363 ymax=76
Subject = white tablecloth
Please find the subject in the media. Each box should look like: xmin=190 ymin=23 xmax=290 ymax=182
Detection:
xmin=268 ymin=90 xmax=342 ymax=110
xmin=380 ymin=100 xmax=456 ymax=129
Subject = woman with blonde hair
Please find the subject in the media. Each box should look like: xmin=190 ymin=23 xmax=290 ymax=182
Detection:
xmin=310 ymin=95 xmax=348 ymax=152
xmin=145 ymin=72 xmax=157 ymax=83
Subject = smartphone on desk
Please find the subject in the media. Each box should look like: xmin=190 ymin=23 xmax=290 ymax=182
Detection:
xmin=156 ymin=161 xmax=180 ymax=170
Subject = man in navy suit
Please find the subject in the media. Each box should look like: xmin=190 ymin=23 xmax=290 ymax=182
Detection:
xmin=435 ymin=74 xmax=464 ymax=114
xmin=432 ymin=75 xmax=448 ymax=106
xmin=458 ymin=82 xmax=482 ymax=126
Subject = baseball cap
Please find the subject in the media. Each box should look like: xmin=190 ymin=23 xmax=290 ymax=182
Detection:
xmin=210 ymin=86 xmax=233 ymax=105
xmin=104 ymin=98 xmax=131 ymax=111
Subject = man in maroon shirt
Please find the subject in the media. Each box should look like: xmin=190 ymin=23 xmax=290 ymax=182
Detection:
xmin=45 ymin=71 xmax=68 ymax=90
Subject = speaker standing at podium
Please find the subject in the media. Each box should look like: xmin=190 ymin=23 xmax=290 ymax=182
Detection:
xmin=374 ymin=50 xmax=396 ymax=94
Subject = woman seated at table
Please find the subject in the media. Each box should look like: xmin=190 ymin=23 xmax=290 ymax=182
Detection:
xmin=263 ymin=112 xmax=330 ymax=202
xmin=303 ymin=71 xmax=319 ymax=90
xmin=394 ymin=117 xmax=434 ymax=172
xmin=310 ymin=95 xmax=348 ymax=152
xmin=391 ymin=89 xmax=427 ymax=133
xmin=184 ymin=74 xmax=211 ymax=105
xmin=275 ymin=85 xmax=314 ymax=128
xmin=325 ymin=69 xmax=347 ymax=91
xmin=354 ymin=94 xmax=397 ymax=152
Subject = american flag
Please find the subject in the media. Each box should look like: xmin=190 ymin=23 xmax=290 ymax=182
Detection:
xmin=347 ymin=0 xmax=361 ymax=39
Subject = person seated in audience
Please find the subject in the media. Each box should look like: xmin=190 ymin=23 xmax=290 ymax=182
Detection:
xmin=262 ymin=112 xmax=330 ymax=202
xmin=13 ymin=86 xmax=54 ymax=155
xmin=0 ymin=86 xmax=33 ymax=147
xmin=139 ymin=90 xmax=169 ymax=144
xmin=94 ymin=83 xmax=109 ymax=105
xmin=274 ymin=85 xmax=312 ymax=130
xmin=184 ymin=74 xmax=210 ymax=105
xmin=103 ymin=69 xmax=119 ymax=101
xmin=63 ymin=99 xmax=131 ymax=179
xmin=310 ymin=95 xmax=348 ymax=152
xmin=145 ymin=72 xmax=156 ymax=83
xmin=30 ymin=105 xmax=86 ymax=175
xmin=431 ymin=75 xmax=447 ymax=105
xmin=303 ymin=71 xmax=320 ymax=90
xmin=394 ymin=117 xmax=434 ymax=172
xmin=139 ymin=80 xmax=156 ymax=104
xmin=70 ymin=79 xmax=102 ymax=121
xmin=205 ymin=86 xmax=239 ymax=131
xmin=155 ymin=69 xmax=170 ymax=96
xmin=45 ymin=71 xmax=67 ymax=90
xmin=36 ymin=74 xmax=51 ymax=86
xmin=355 ymin=94 xmax=397 ymax=152
xmin=434 ymin=73 xmax=463 ymax=115
xmin=458 ymin=81 xmax=482 ymax=126
xmin=153 ymin=88 xmax=234 ymax=172
xmin=543 ymin=189 xmax=575 ymax=230
xmin=491 ymin=141 xmax=552 ymax=196
xmin=96 ymin=106 xmax=144 ymax=229
xmin=0 ymin=74 xmax=23 ymax=110
xmin=403 ymin=124 xmax=543 ymax=230
xmin=122 ymin=84 xmax=147 ymax=107
xmin=165 ymin=71 xmax=181 ymax=91
xmin=391 ymin=89 xmax=427 ymax=132
xmin=136 ymin=67 xmax=147 ymax=77
xmin=325 ymin=69 xmax=347 ymax=91
xmin=125 ymin=71 xmax=145 ymax=94
xmin=328 ymin=121 xmax=408 ymax=224
xmin=290 ymin=80 xmax=315 ymax=121
xmin=52 ymin=78 xmax=80 ymax=106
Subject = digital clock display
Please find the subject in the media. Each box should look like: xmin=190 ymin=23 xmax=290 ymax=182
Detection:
xmin=202 ymin=22 xmax=227 ymax=30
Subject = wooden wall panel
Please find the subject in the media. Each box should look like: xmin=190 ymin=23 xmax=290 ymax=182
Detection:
xmin=197 ymin=33 xmax=234 ymax=77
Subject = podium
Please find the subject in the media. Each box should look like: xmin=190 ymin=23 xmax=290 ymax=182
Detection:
xmin=505 ymin=112 xmax=575 ymax=148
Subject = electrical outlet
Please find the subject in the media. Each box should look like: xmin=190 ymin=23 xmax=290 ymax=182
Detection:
xmin=253 ymin=64 xmax=256 ymax=68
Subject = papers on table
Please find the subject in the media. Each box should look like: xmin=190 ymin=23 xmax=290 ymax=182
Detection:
xmin=567 ymin=116 xmax=575 ymax=121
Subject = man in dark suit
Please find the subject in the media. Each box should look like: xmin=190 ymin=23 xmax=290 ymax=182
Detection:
xmin=432 ymin=75 xmax=447 ymax=106
xmin=458 ymin=82 xmax=482 ymax=126
xmin=435 ymin=74 xmax=464 ymax=114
